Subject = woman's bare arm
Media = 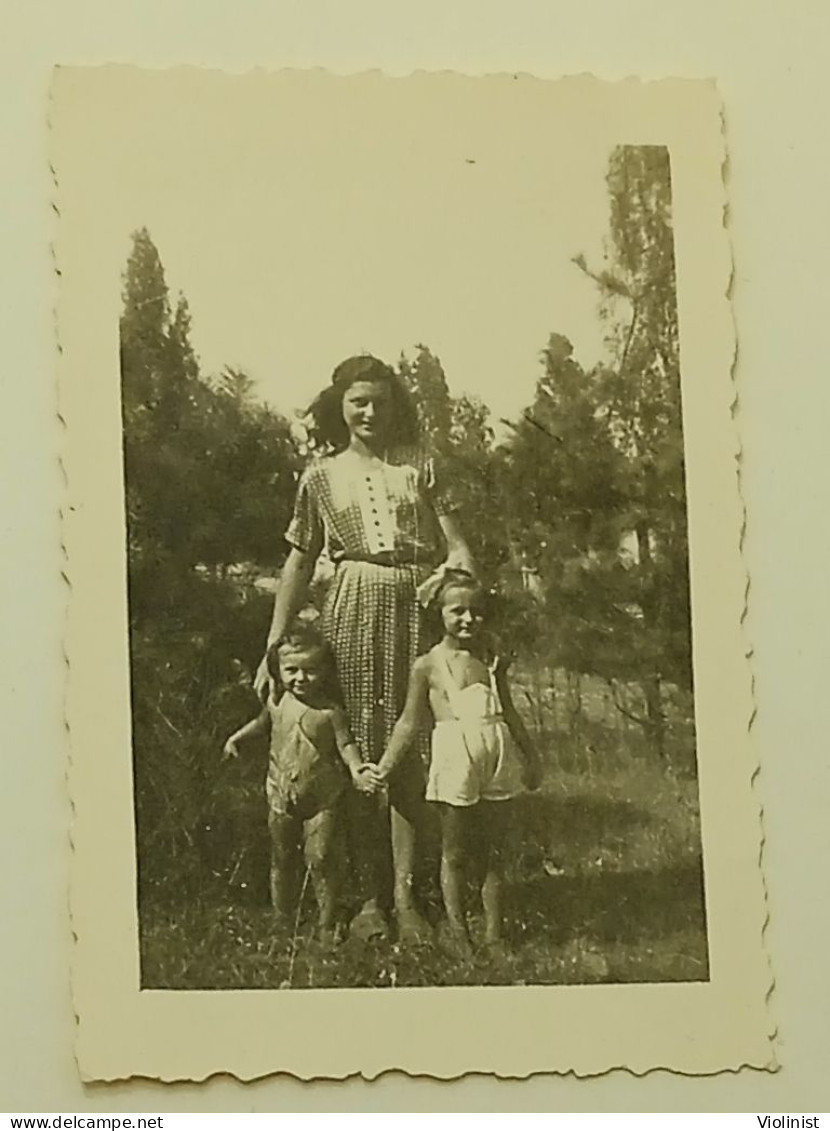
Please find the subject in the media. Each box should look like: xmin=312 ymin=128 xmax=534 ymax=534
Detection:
xmin=253 ymin=544 xmax=321 ymax=698
xmin=437 ymin=512 xmax=478 ymax=576
xmin=266 ymin=545 xmax=320 ymax=646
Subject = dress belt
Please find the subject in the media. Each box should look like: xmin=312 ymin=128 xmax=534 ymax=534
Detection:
xmin=336 ymin=554 xmax=420 ymax=568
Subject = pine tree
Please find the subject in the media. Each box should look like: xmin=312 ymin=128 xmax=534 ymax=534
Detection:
xmin=501 ymin=334 xmax=627 ymax=673
xmin=575 ymin=145 xmax=693 ymax=753
xmin=397 ymin=345 xmax=501 ymax=573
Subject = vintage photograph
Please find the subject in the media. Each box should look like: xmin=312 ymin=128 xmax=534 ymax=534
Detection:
xmin=120 ymin=146 xmax=705 ymax=990
xmin=56 ymin=68 xmax=770 ymax=1078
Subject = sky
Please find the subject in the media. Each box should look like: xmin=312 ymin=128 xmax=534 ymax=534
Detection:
xmin=99 ymin=70 xmax=617 ymax=423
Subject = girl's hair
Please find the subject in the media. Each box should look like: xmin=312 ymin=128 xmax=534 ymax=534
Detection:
xmin=267 ymin=623 xmax=331 ymax=678
xmin=266 ymin=622 xmax=344 ymax=704
xmin=305 ymin=354 xmax=421 ymax=453
xmin=428 ymin=570 xmax=501 ymax=661
xmin=429 ymin=569 xmax=487 ymax=614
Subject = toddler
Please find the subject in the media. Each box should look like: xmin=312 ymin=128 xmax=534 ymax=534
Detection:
xmin=223 ymin=624 xmax=380 ymax=946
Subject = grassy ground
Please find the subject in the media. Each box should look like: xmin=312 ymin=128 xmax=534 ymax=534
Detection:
xmin=139 ymin=736 xmax=709 ymax=989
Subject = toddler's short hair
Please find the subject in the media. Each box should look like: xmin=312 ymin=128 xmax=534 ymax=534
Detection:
xmin=266 ymin=622 xmax=333 ymax=682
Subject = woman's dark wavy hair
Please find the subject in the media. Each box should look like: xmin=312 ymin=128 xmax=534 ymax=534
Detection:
xmin=305 ymin=354 xmax=421 ymax=453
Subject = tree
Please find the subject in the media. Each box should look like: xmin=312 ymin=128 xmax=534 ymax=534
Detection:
xmin=120 ymin=230 xmax=301 ymax=905
xmin=397 ymin=345 xmax=502 ymax=574
xmin=120 ymin=229 xmax=298 ymax=623
xmin=500 ymin=334 xmax=628 ymax=672
xmin=575 ymin=145 xmax=693 ymax=752
xmin=181 ymin=367 xmax=299 ymax=575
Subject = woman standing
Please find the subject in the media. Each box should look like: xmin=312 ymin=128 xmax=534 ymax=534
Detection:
xmin=256 ymin=355 xmax=475 ymax=944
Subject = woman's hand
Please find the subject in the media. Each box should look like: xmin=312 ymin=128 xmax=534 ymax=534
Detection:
xmin=350 ymin=763 xmax=385 ymax=795
xmin=256 ymin=546 xmax=319 ymax=700
xmin=437 ymin=514 xmax=477 ymax=578
xmin=444 ymin=548 xmax=477 ymax=577
xmin=253 ymin=656 xmax=270 ymax=702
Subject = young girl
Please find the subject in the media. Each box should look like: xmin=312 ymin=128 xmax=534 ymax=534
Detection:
xmin=223 ymin=624 xmax=381 ymax=947
xmin=377 ymin=571 xmax=541 ymax=955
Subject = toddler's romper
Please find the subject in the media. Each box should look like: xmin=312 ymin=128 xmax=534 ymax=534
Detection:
xmin=426 ymin=655 xmax=525 ymax=807
xmin=265 ymin=690 xmax=346 ymax=821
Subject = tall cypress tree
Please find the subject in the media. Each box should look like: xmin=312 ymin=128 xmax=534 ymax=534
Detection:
xmin=120 ymin=228 xmax=202 ymax=618
xmin=120 ymin=229 xmax=298 ymax=624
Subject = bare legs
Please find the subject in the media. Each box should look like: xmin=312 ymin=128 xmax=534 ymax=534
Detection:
xmin=479 ymin=802 xmax=511 ymax=946
xmin=438 ymin=800 xmax=512 ymax=952
xmin=347 ymin=792 xmax=392 ymax=941
xmin=391 ymin=802 xmax=432 ymax=944
xmin=268 ymin=811 xmax=298 ymax=922
xmin=438 ymin=804 xmax=469 ymax=943
xmin=348 ymin=784 xmax=432 ymax=944
xmin=268 ymin=808 xmax=338 ymax=940
xmin=303 ymin=810 xmax=338 ymax=937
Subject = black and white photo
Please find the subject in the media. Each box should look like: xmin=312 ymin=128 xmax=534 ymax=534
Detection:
xmin=55 ymin=67 xmax=771 ymax=1079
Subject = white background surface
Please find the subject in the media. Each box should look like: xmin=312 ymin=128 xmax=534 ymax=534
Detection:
xmin=1 ymin=0 xmax=828 ymax=1112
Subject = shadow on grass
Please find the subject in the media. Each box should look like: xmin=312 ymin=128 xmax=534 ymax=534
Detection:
xmin=508 ymin=860 xmax=707 ymax=945
xmin=139 ymin=772 xmax=709 ymax=988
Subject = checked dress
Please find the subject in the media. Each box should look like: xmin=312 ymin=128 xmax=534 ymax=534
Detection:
xmin=285 ymin=446 xmax=455 ymax=771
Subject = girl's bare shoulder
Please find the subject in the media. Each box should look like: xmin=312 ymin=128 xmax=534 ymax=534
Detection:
xmin=306 ymin=700 xmax=342 ymax=724
xmin=419 ymin=646 xmax=457 ymax=689
xmin=413 ymin=648 xmax=442 ymax=680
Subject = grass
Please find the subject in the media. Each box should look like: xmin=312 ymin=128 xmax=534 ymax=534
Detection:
xmin=138 ymin=728 xmax=709 ymax=989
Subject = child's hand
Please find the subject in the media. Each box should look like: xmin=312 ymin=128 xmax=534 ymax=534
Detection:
xmin=351 ymin=763 xmax=384 ymax=795
xmin=222 ymin=737 xmax=241 ymax=762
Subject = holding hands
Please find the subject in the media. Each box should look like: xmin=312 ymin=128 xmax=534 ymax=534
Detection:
xmin=350 ymin=761 xmax=386 ymax=796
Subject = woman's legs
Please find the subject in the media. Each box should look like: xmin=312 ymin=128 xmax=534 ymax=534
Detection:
xmin=325 ymin=561 xmax=431 ymax=941
xmin=390 ymin=767 xmax=433 ymax=943
xmin=348 ymin=792 xmax=393 ymax=941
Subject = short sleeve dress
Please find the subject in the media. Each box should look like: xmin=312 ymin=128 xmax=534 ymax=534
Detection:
xmin=285 ymin=445 xmax=455 ymax=767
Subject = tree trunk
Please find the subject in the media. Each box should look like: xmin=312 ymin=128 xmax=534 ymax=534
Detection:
xmin=636 ymin=520 xmax=665 ymax=758
xmin=642 ymin=674 xmax=665 ymax=758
